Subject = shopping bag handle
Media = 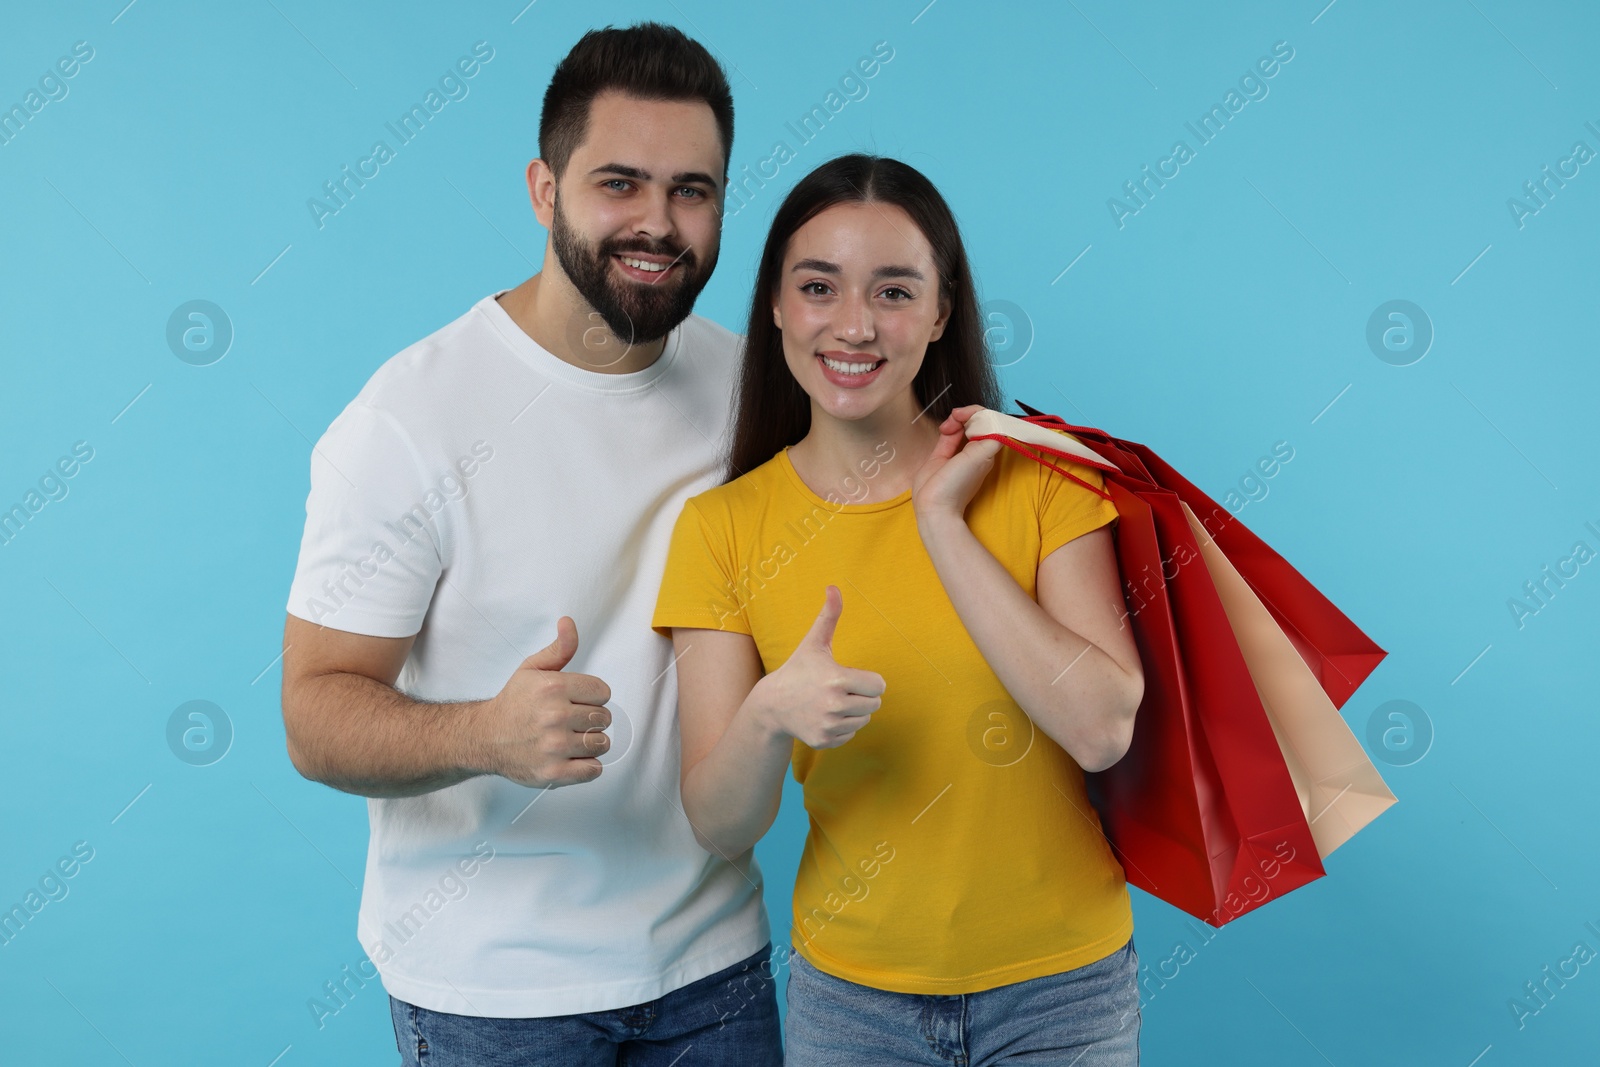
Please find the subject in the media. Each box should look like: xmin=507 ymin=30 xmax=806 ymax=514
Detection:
xmin=964 ymin=407 xmax=1120 ymax=501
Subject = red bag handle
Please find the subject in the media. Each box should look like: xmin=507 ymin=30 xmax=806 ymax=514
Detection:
xmin=976 ymin=434 xmax=1115 ymax=501
xmin=966 ymin=406 xmax=1118 ymax=502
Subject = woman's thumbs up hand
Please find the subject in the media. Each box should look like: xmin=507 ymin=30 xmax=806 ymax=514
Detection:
xmin=750 ymin=585 xmax=886 ymax=750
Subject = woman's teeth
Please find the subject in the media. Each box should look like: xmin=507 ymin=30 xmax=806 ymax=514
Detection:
xmin=821 ymin=355 xmax=882 ymax=375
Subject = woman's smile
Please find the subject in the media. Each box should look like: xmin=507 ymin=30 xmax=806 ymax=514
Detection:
xmin=816 ymin=351 xmax=887 ymax=387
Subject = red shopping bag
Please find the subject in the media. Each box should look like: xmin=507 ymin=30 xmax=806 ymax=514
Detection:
xmin=1013 ymin=401 xmax=1387 ymax=708
xmin=967 ymin=405 xmax=1347 ymax=926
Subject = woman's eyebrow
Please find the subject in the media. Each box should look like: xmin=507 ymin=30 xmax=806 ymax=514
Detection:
xmin=789 ymin=258 xmax=925 ymax=281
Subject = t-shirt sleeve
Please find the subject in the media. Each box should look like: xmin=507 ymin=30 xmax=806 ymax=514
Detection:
xmin=651 ymin=498 xmax=751 ymax=637
xmin=284 ymin=399 xmax=443 ymax=637
xmin=1037 ymin=455 xmax=1120 ymax=561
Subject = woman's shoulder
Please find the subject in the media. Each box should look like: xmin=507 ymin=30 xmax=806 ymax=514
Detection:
xmin=683 ymin=451 xmax=790 ymax=520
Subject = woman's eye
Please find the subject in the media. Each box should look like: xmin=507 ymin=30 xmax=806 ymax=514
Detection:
xmin=801 ymin=282 xmax=832 ymax=296
xmin=881 ymin=287 xmax=911 ymax=301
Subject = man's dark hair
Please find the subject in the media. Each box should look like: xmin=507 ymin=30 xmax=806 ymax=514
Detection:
xmin=540 ymin=22 xmax=734 ymax=183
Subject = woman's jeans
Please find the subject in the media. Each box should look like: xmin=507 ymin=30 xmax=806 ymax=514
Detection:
xmin=784 ymin=938 xmax=1141 ymax=1066
xmin=388 ymin=943 xmax=782 ymax=1066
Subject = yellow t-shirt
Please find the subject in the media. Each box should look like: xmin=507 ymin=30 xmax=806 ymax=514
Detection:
xmin=651 ymin=439 xmax=1131 ymax=994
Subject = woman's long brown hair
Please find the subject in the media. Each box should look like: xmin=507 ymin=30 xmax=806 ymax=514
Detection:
xmin=720 ymin=153 xmax=1003 ymax=484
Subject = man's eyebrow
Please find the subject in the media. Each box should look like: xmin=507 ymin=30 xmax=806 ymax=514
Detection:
xmin=789 ymin=257 xmax=926 ymax=282
xmin=588 ymin=163 xmax=720 ymax=187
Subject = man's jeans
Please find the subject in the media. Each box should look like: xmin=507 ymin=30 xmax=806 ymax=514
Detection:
xmin=783 ymin=938 xmax=1141 ymax=1066
xmin=388 ymin=944 xmax=782 ymax=1066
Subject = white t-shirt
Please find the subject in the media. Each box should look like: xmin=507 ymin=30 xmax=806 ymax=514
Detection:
xmin=284 ymin=290 xmax=769 ymax=1017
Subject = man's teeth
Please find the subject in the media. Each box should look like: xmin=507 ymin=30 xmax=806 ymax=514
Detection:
xmin=821 ymin=355 xmax=881 ymax=375
xmin=619 ymin=256 xmax=667 ymax=272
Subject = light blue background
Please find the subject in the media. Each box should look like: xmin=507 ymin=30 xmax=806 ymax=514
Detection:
xmin=3 ymin=1 xmax=1597 ymax=1064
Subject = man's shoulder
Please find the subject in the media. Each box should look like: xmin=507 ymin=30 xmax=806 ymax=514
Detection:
xmin=677 ymin=311 xmax=742 ymax=350
xmin=671 ymin=313 xmax=744 ymax=375
xmin=339 ymin=301 xmax=741 ymax=440
xmin=343 ymin=294 xmax=506 ymax=430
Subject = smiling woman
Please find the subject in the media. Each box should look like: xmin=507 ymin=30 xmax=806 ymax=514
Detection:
xmin=655 ymin=153 xmax=1146 ymax=1065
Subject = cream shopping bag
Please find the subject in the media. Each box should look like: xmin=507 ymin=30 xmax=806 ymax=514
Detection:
xmin=1179 ymin=501 xmax=1397 ymax=856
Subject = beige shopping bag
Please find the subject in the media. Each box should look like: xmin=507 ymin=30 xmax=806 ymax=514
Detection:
xmin=1179 ymin=501 xmax=1397 ymax=857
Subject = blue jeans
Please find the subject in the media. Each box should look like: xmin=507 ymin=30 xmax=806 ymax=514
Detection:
xmin=784 ymin=938 xmax=1141 ymax=1066
xmin=388 ymin=944 xmax=782 ymax=1066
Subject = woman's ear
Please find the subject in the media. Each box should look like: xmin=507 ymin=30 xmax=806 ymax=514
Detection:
xmin=772 ymin=291 xmax=783 ymax=332
xmin=927 ymin=290 xmax=952 ymax=343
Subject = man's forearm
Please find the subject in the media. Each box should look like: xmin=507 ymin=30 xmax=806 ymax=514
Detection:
xmin=286 ymin=672 xmax=493 ymax=798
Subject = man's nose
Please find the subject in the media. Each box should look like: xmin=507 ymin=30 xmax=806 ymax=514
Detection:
xmin=631 ymin=187 xmax=676 ymax=242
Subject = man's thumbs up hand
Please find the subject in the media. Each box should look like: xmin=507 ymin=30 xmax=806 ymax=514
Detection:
xmin=477 ymin=616 xmax=614 ymax=789
xmin=521 ymin=615 xmax=579 ymax=673
xmin=752 ymin=585 xmax=886 ymax=750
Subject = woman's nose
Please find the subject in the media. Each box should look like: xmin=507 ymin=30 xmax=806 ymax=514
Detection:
xmin=835 ymin=298 xmax=874 ymax=342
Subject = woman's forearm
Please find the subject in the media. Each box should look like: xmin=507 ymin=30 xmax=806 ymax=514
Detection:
xmin=916 ymin=512 xmax=1139 ymax=771
xmin=680 ymin=693 xmax=796 ymax=859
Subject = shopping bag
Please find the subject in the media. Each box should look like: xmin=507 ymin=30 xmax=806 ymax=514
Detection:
xmin=1013 ymin=401 xmax=1387 ymax=709
xmin=963 ymin=408 xmax=1328 ymax=925
xmin=991 ymin=402 xmax=1397 ymax=853
xmin=1178 ymin=500 xmax=1397 ymax=856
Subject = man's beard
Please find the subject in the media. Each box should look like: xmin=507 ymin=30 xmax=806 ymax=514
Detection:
xmin=550 ymin=195 xmax=716 ymax=354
